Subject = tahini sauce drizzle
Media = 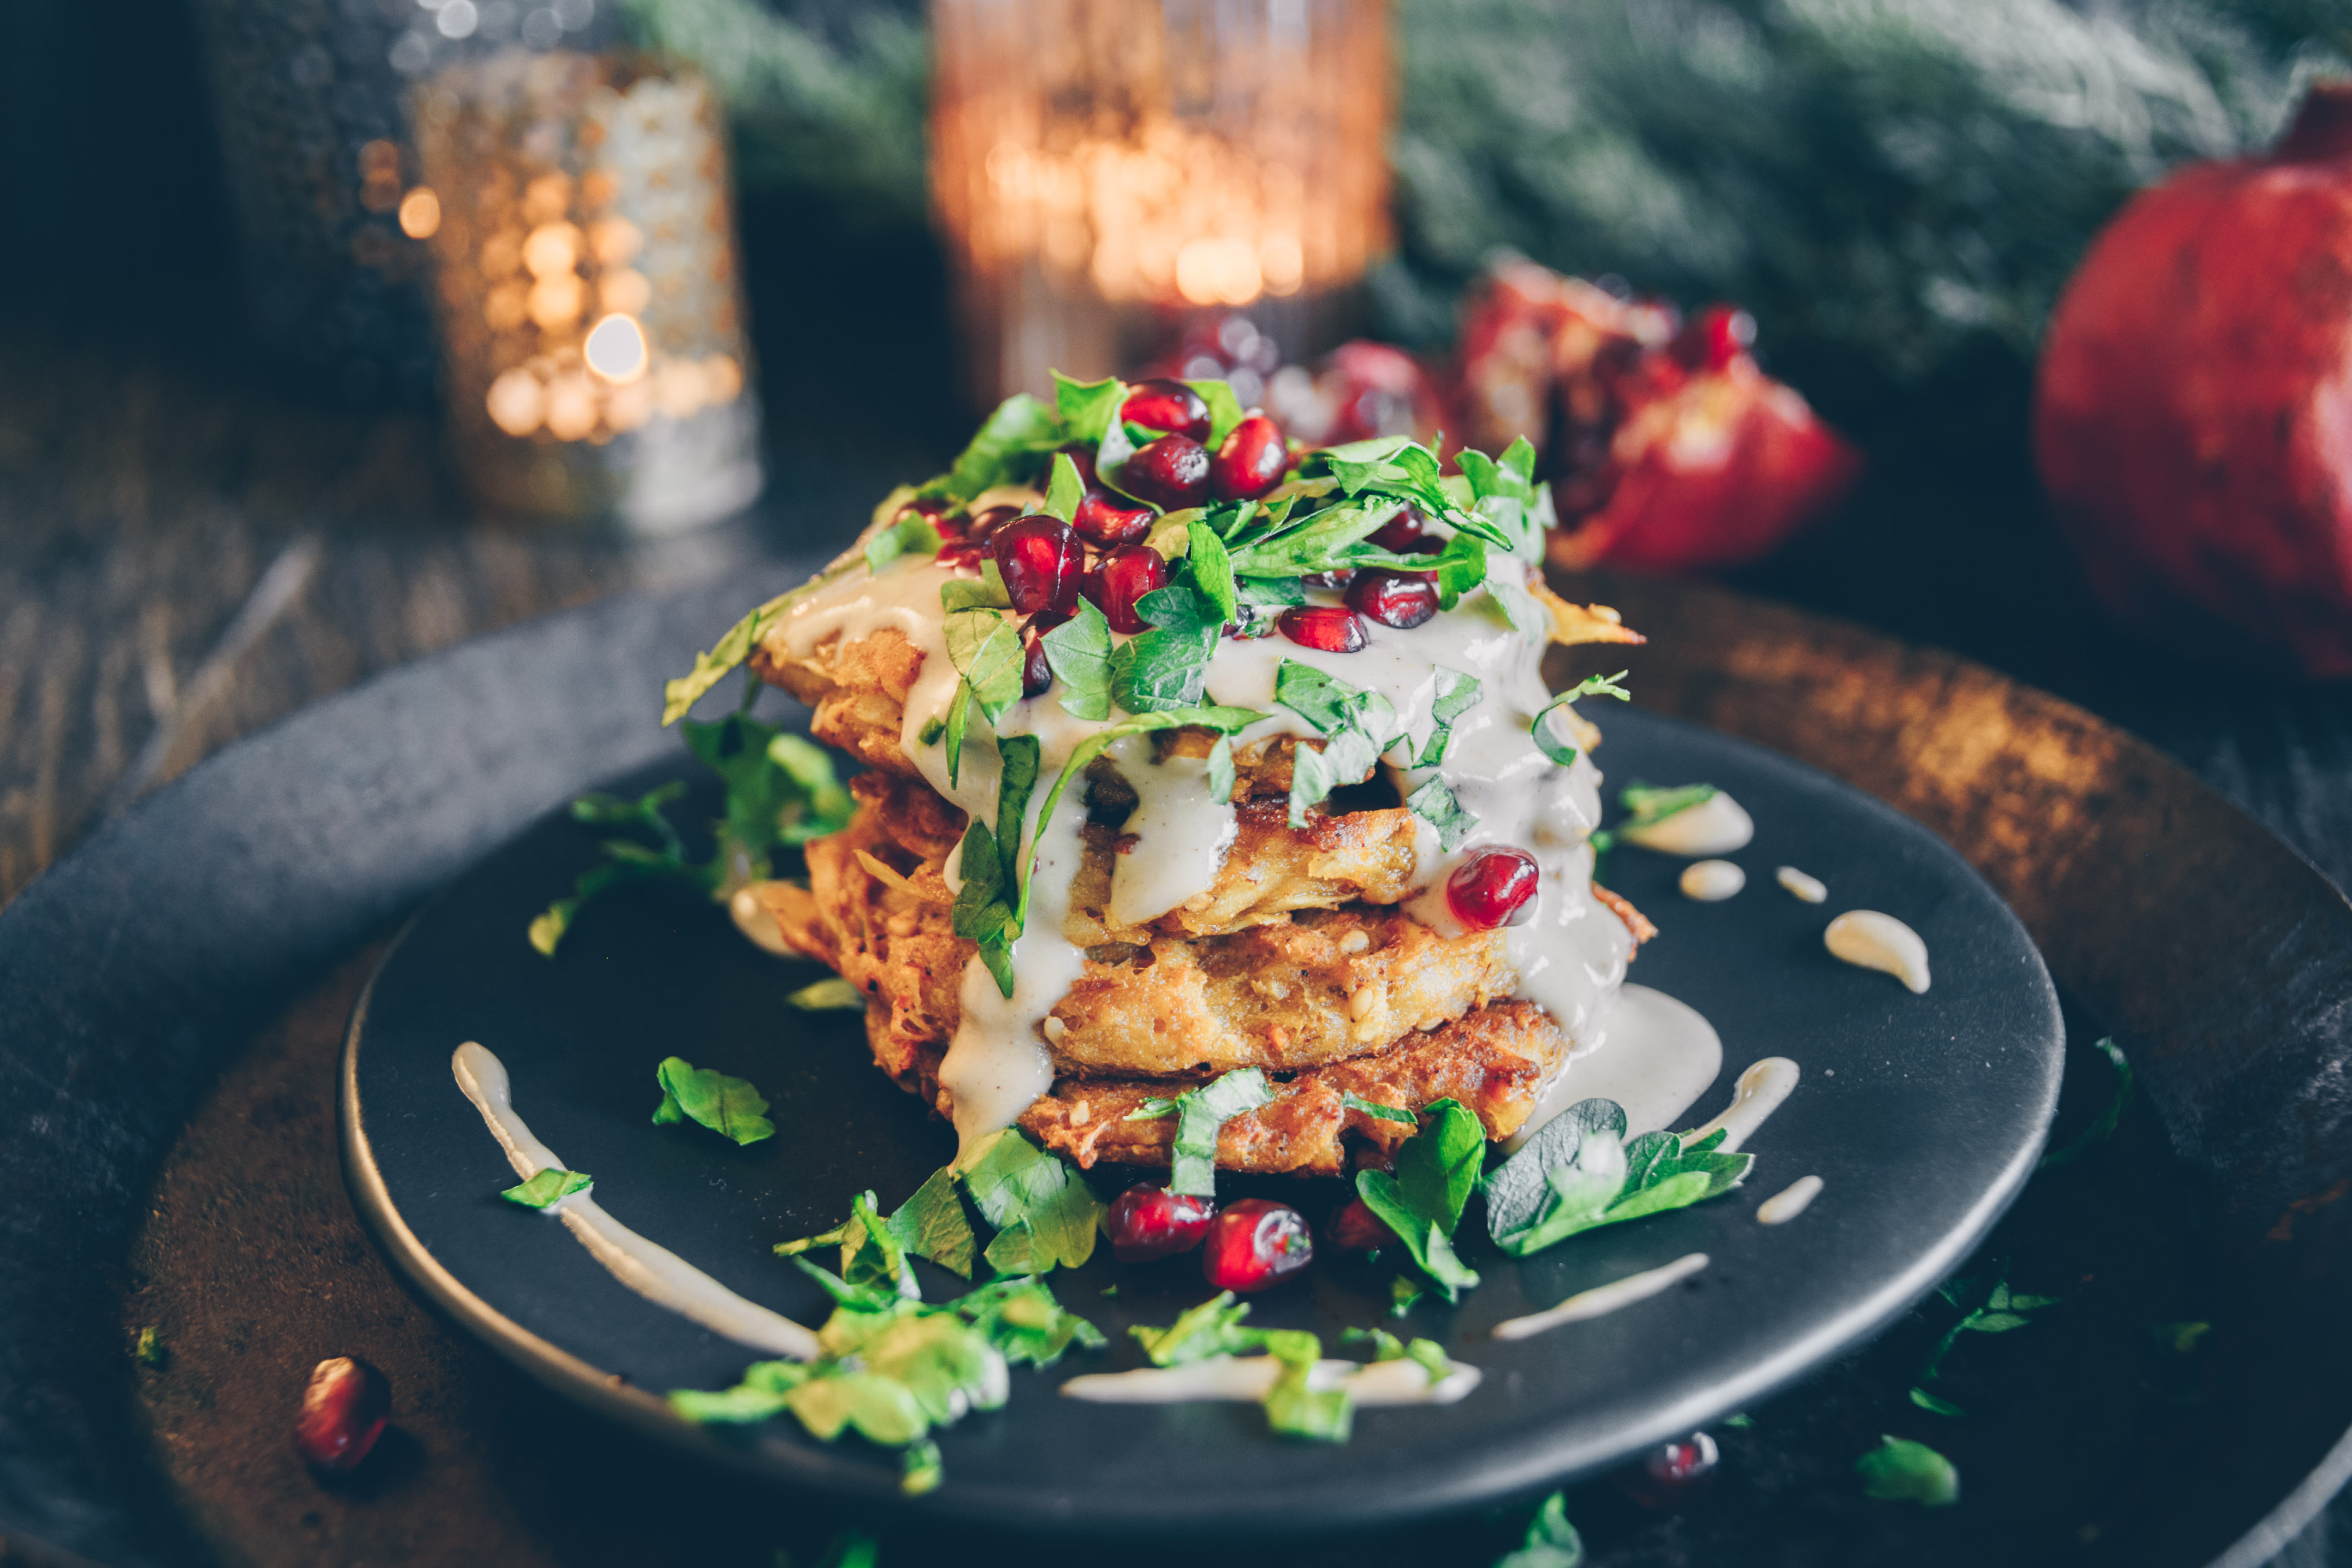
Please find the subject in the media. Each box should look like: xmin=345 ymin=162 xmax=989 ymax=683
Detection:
xmin=1757 ymin=1174 xmax=1824 ymax=1225
xmin=1491 ymin=1251 xmax=1711 ymax=1341
xmin=777 ymin=527 xmax=1635 ymax=1155
xmin=1686 ymin=1057 xmax=1801 ymax=1153
xmin=451 ymin=1043 xmax=821 ymax=1360
xmin=1508 ymin=982 xmax=1723 ymax=1151
xmin=1619 ymin=792 xmax=1753 ymax=856
xmin=1060 ymin=1353 xmax=1481 ymax=1406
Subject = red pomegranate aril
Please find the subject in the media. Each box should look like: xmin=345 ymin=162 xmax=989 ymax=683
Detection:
xmin=1211 ymin=415 xmax=1289 ymax=501
xmin=1616 ymin=1432 xmax=1721 ymax=1511
xmin=1072 ymin=489 xmax=1153 ymax=548
xmin=968 ymin=504 xmax=1025 ymax=542
xmin=1122 ymin=434 xmax=1213 ymax=509
xmin=1277 ymin=605 xmax=1367 ymax=653
xmin=1447 ymin=847 xmax=1540 ymax=929
xmin=988 ymin=515 xmax=1084 ymax=616
xmin=1106 ymin=1184 xmax=1217 ymax=1262
xmin=1677 ymin=306 xmax=1755 ymax=372
xmin=1059 ymin=443 xmax=1101 ymax=489
xmin=1120 ymin=378 xmax=1213 ymax=443
xmin=295 ymin=1356 xmax=391 ymax=1475
xmin=1021 ymin=612 xmax=1066 ymax=697
xmin=936 ymin=539 xmax=987 ymax=572
xmin=1368 ymin=504 xmax=1428 ymax=553
xmin=1327 ymin=1198 xmax=1395 ymax=1252
xmin=1345 ymin=570 xmax=1440 ymax=629
xmin=1201 ymin=1197 xmax=1314 ymax=1291
xmin=1081 ymin=545 xmax=1168 ymax=635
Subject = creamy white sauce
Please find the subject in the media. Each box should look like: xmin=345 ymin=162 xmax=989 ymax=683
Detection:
xmin=1775 ymin=865 xmax=1827 ymax=903
xmin=1757 ymin=1174 xmax=1824 ymax=1225
xmin=1686 ymin=1057 xmax=1800 ymax=1153
xmin=451 ymin=1043 xmax=821 ymax=1360
xmin=1678 ymin=860 xmax=1745 ymax=902
xmin=1490 ymin=1252 xmax=1710 ymax=1342
xmin=1059 ymin=1353 xmax=1480 ymax=1406
xmin=1824 ymin=910 xmax=1931 ymax=993
xmin=1620 ymin=792 xmax=1753 ymax=856
xmin=778 ymin=532 xmax=1636 ymax=1153
xmin=1509 ymin=982 xmax=1723 ymax=1151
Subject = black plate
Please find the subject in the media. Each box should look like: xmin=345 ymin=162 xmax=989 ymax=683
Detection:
xmin=339 ymin=706 xmax=2063 ymax=1533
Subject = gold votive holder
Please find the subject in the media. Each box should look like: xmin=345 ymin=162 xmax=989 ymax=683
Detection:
xmin=930 ymin=0 xmax=1391 ymax=404
xmin=410 ymin=50 xmax=763 ymax=531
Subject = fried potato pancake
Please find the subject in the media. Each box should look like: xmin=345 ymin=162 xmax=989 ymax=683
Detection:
xmin=1018 ymin=1001 xmax=1567 ymax=1175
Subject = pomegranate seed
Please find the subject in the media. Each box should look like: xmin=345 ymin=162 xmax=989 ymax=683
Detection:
xmin=1211 ymin=415 xmax=1289 ymax=501
xmin=1368 ymin=505 xmax=1427 ymax=553
xmin=1616 ymin=1432 xmax=1721 ymax=1511
xmin=1300 ymin=570 xmax=1355 ymax=591
xmin=1327 ymin=1198 xmax=1395 ymax=1252
xmin=988 ymin=515 xmax=1084 ymax=617
xmin=936 ymin=539 xmax=987 ymax=572
xmin=1106 ymin=1184 xmax=1217 ymax=1262
xmin=1059 ymin=443 xmax=1101 ymax=489
xmin=1677 ymin=306 xmax=1755 ymax=372
xmin=1345 ymin=570 xmax=1439 ymax=629
xmin=1081 ymin=545 xmax=1168 ymax=635
xmin=295 ymin=1356 xmax=391 ymax=1475
xmin=1021 ymin=612 xmax=1066 ymax=697
xmin=1120 ymin=378 xmax=1213 ymax=442
xmin=1073 ymin=489 xmax=1153 ymax=548
xmin=968 ymin=503 xmax=1024 ymax=542
xmin=1277 ymin=606 xmax=1367 ymax=653
xmin=1201 ymin=1197 xmax=1314 ymax=1291
xmin=1122 ymin=434 xmax=1212 ymax=510
xmin=1447 ymin=847 xmax=1540 ymax=929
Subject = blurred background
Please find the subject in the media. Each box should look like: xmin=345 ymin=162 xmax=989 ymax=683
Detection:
xmin=3 ymin=0 xmax=2351 ymax=890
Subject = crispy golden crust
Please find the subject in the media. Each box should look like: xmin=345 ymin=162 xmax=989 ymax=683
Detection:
xmin=752 ymin=626 xmax=925 ymax=778
xmin=1018 ymin=1001 xmax=1567 ymax=1175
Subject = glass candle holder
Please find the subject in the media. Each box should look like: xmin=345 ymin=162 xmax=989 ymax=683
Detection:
xmin=409 ymin=50 xmax=763 ymax=531
xmin=930 ymin=0 xmax=1391 ymax=405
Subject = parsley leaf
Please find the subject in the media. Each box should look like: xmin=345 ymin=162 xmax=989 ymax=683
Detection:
xmin=1186 ymin=518 xmax=1239 ymax=623
xmin=1414 ymin=667 xmax=1482 ymax=768
xmin=1355 ymin=1098 xmax=1486 ymax=1300
xmin=1162 ymin=1068 xmax=1276 ymax=1197
xmin=1206 ymin=733 xmax=1236 ymax=803
xmin=1482 ymin=1098 xmax=1628 ymax=1240
xmin=1856 ymin=1435 xmax=1959 ymax=1506
xmin=864 ymin=512 xmax=942 ymax=573
xmin=945 ymin=391 xmax=1061 ymax=499
xmin=1263 ymin=1331 xmax=1352 ymax=1442
xmin=1054 ymin=372 xmax=1127 ymax=444
xmin=1041 ymin=597 xmax=1115 ymax=720
xmin=649 ymin=1056 xmax=775 ymax=1146
xmin=954 ymin=1277 xmax=1107 ymax=1367
xmin=1495 ymin=1491 xmax=1585 ymax=1568
xmin=960 ymin=1129 xmax=1103 ymax=1273
xmin=1530 ymin=671 xmax=1633 ymax=765
xmin=1188 ymin=378 xmax=1247 ymax=448
xmin=1918 ymin=1266 xmax=2061 ymax=1380
xmin=2038 ymin=1037 xmax=2132 ymax=1169
xmin=503 ymin=1168 xmax=592 ymax=1208
xmin=885 ymin=1166 xmax=979 ymax=1280
xmin=939 ymin=559 xmax=1012 ymax=612
xmin=1341 ymin=1092 xmax=1418 ymax=1125
xmin=1909 ymin=1387 xmax=1965 ymax=1417
xmin=788 ymin=976 xmax=863 ymax=1010
xmin=1406 ymin=776 xmax=1478 ymax=850
xmin=1043 ymin=451 xmax=1086 ymax=522
xmin=1132 ymin=1291 xmax=1260 ymax=1365
xmin=1619 ymin=781 xmax=1717 ymax=828
xmin=1486 ymin=1098 xmax=1752 ymax=1255
xmin=1275 ymin=661 xmax=1401 ymax=827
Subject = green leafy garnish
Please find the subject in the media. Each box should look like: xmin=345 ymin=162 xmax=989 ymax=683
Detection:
xmin=1406 ymin=776 xmax=1478 ymax=850
xmin=1188 ymin=379 xmax=1246 ymax=448
xmin=1529 ymin=671 xmax=1633 ymax=767
xmin=1483 ymin=1096 xmax=1752 ymax=1255
xmin=1909 ymin=1386 xmax=1965 ymax=1417
xmin=2039 ymin=1036 xmax=2132 ymax=1169
xmin=1275 ymin=662 xmax=1402 ymax=828
xmin=864 ymin=511 xmax=941 ymax=573
xmin=1263 ymin=1331 xmax=1352 ymax=1442
xmin=1155 ymin=1068 xmax=1275 ymax=1197
xmin=944 ymin=391 xmax=1061 ymax=500
xmin=887 ymin=1166 xmax=980 ymax=1279
xmin=1856 ymin=1435 xmax=1960 ymax=1506
xmin=529 ymin=700 xmax=852 ymax=955
xmin=1919 ymin=1267 xmax=2060 ymax=1382
xmin=1618 ymin=781 xmax=1718 ymax=830
xmin=960 ymin=1129 xmax=1104 ymax=1274
xmin=1482 ymin=1098 xmax=1627 ymax=1238
xmin=2152 ymin=1320 xmax=2211 ymax=1355
xmin=1390 ymin=1276 xmax=1426 ymax=1317
xmin=788 ymin=976 xmax=864 ymax=1011
xmin=1341 ymin=1092 xmax=1418 ymax=1126
xmin=952 ymin=1277 xmax=1107 ymax=1366
xmin=1355 ymin=1098 xmax=1485 ymax=1301
xmin=901 ymin=1438 xmax=942 ymax=1495
xmin=1054 ymin=371 xmax=1127 ymax=445
xmin=1415 ymin=666 xmax=1482 ymax=767
xmin=650 ymin=1056 xmax=776 ymax=1146
xmin=1494 ymin=1490 xmax=1585 ymax=1568
xmin=1043 ymin=451 xmax=1086 ymax=522
xmin=503 ymin=1168 xmax=593 ymax=1208
xmin=1132 ymin=1291 xmax=1260 ymax=1366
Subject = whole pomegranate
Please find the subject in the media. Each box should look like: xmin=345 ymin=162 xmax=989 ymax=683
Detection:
xmin=2037 ymin=83 xmax=2352 ymax=678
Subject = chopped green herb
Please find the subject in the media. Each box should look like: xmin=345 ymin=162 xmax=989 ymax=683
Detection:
xmin=918 ymin=716 xmax=946 ymax=747
xmin=1909 ymin=1387 xmax=1965 ymax=1417
xmin=1919 ymin=1267 xmax=2061 ymax=1381
xmin=960 ymin=1129 xmax=1103 ymax=1274
xmin=1391 ymin=1276 xmax=1425 ymax=1317
xmin=2152 ymin=1321 xmax=2211 ymax=1355
xmin=2039 ymin=1037 xmax=2133 ymax=1169
xmin=864 ymin=513 xmax=942 ymax=574
xmin=1041 ymin=598 xmax=1115 ymax=721
xmin=1132 ymin=1291 xmax=1260 ymax=1366
xmin=1482 ymin=1098 xmax=1627 ymax=1239
xmin=1054 ymin=372 xmax=1127 ymax=445
xmin=1856 ymin=1435 xmax=1960 ymax=1506
xmin=1415 ymin=667 xmax=1482 ymax=767
xmin=1263 ymin=1331 xmax=1351 ymax=1442
xmin=1042 ymin=451 xmax=1086 ymax=522
xmin=1723 ymin=1412 xmax=1753 ymax=1429
xmin=650 ymin=1056 xmax=776 ymax=1146
xmin=901 ymin=1437 xmax=942 ymax=1495
xmin=788 ymin=976 xmax=864 ymax=1011
xmin=1160 ymin=1068 xmax=1276 ymax=1197
xmin=1340 ymin=1092 xmax=1418 ymax=1125
xmin=885 ymin=1167 xmax=978 ymax=1280
xmin=1619 ymin=781 xmax=1717 ymax=828
xmin=1188 ymin=378 xmax=1246 ymax=448
xmin=952 ymin=1277 xmax=1107 ymax=1366
xmin=939 ymin=560 xmax=1012 ymax=613
xmin=1406 ymin=776 xmax=1478 ymax=850
xmin=1494 ymin=1490 xmax=1585 ymax=1568
xmin=135 ymin=1326 xmax=166 ymax=1369
xmin=503 ymin=1168 xmax=593 ymax=1208
xmin=1529 ymin=671 xmax=1633 ymax=767
xmin=1355 ymin=1098 xmax=1485 ymax=1300
xmin=1185 ymin=518 xmax=1239 ymax=623
xmin=1484 ymin=1097 xmax=1752 ymax=1255
xmin=1206 ymin=733 xmax=1236 ymax=803
xmin=945 ymin=391 xmax=1061 ymax=500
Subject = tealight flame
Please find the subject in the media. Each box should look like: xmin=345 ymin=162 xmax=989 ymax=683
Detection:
xmin=583 ymin=313 xmax=648 ymax=384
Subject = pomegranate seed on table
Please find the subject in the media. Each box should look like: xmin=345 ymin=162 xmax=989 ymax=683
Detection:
xmin=1120 ymin=378 xmax=1213 ymax=442
xmin=1277 ymin=606 xmax=1367 ymax=653
xmin=1211 ymin=415 xmax=1289 ymax=501
xmin=988 ymin=515 xmax=1084 ymax=616
xmin=1327 ymin=1198 xmax=1395 ymax=1252
xmin=1345 ymin=570 xmax=1439 ymax=629
xmin=1122 ymin=434 xmax=1213 ymax=509
xmin=295 ymin=1356 xmax=391 ymax=1475
xmin=1369 ymin=505 xmax=1428 ymax=553
xmin=1616 ymin=1431 xmax=1721 ymax=1511
xmin=1072 ymin=490 xmax=1153 ymax=548
xmin=1021 ymin=612 xmax=1066 ymax=697
xmin=1081 ymin=545 xmax=1168 ymax=635
xmin=1201 ymin=1197 xmax=1314 ymax=1291
xmin=1106 ymin=1184 xmax=1217 ymax=1262
xmin=1447 ymin=848 xmax=1540 ymax=929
